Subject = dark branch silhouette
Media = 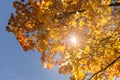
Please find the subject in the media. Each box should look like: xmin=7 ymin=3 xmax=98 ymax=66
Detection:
xmin=52 ymin=9 xmax=86 ymax=20
xmin=108 ymin=2 xmax=120 ymax=6
xmin=89 ymin=55 xmax=120 ymax=80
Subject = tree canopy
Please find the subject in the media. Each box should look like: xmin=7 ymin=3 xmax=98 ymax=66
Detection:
xmin=6 ymin=0 xmax=120 ymax=80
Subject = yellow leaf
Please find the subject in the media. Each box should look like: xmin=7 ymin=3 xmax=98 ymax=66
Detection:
xmin=79 ymin=21 xmax=84 ymax=26
xmin=29 ymin=0 xmax=34 ymax=4
xmin=84 ymin=46 xmax=90 ymax=54
xmin=78 ymin=67 xmax=85 ymax=77
xmin=70 ymin=21 xmax=76 ymax=27
xmin=101 ymin=18 xmax=107 ymax=24
xmin=47 ymin=63 xmax=53 ymax=69
xmin=42 ymin=62 xmax=47 ymax=68
xmin=45 ymin=1 xmax=51 ymax=7
xmin=56 ymin=46 xmax=65 ymax=52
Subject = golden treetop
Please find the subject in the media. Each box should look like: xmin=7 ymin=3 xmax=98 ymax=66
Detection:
xmin=7 ymin=0 xmax=120 ymax=80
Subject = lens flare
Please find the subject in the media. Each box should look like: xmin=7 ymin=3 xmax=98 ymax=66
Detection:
xmin=70 ymin=36 xmax=77 ymax=44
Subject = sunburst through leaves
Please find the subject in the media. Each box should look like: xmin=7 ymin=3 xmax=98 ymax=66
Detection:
xmin=6 ymin=0 xmax=120 ymax=80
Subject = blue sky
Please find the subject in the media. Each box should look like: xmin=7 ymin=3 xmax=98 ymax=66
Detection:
xmin=0 ymin=0 xmax=69 ymax=80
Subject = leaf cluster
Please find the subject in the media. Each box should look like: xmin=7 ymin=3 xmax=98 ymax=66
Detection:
xmin=7 ymin=0 xmax=120 ymax=80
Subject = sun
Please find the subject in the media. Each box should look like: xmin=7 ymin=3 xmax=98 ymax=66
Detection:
xmin=70 ymin=36 xmax=77 ymax=44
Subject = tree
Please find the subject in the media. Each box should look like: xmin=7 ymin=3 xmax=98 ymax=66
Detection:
xmin=6 ymin=0 xmax=120 ymax=80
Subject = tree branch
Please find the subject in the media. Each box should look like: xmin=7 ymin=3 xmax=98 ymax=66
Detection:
xmin=89 ymin=55 xmax=120 ymax=80
xmin=53 ymin=9 xmax=86 ymax=20
xmin=100 ymin=27 xmax=120 ymax=45
xmin=56 ymin=2 xmax=120 ymax=20
xmin=54 ymin=2 xmax=120 ymax=20
xmin=108 ymin=2 xmax=120 ymax=6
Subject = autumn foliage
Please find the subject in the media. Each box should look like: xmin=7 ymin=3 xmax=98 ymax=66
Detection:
xmin=6 ymin=0 xmax=120 ymax=80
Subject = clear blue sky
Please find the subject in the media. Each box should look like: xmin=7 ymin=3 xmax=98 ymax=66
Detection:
xmin=0 ymin=0 xmax=69 ymax=80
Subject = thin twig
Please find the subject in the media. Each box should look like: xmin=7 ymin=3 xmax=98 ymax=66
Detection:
xmin=89 ymin=55 xmax=120 ymax=80
xmin=108 ymin=2 xmax=120 ymax=6
xmin=54 ymin=9 xmax=86 ymax=20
